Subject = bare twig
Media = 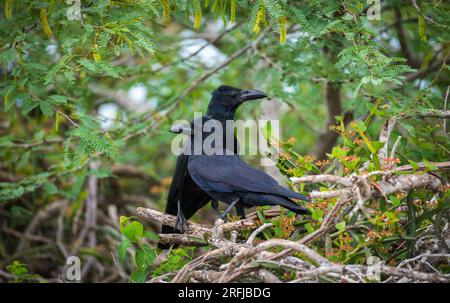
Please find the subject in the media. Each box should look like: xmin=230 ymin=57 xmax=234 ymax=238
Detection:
xmin=16 ymin=200 xmax=68 ymax=253
xmin=246 ymin=223 xmax=273 ymax=245
xmin=164 ymin=28 xmax=269 ymax=114
xmin=378 ymin=117 xmax=398 ymax=164
xmin=444 ymin=86 xmax=449 ymax=133
xmin=137 ymin=207 xmax=213 ymax=237
xmin=307 ymin=172 xmax=443 ymax=199
xmin=411 ymin=0 xmax=448 ymax=28
xmin=390 ymin=135 xmax=402 ymax=159
xmin=157 ymin=234 xmax=208 ymax=247
xmin=291 ymin=175 xmax=352 ymax=187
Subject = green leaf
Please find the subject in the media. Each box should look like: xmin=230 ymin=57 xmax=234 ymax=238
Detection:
xmin=11 ymin=206 xmax=31 ymax=218
xmin=371 ymin=141 xmax=385 ymax=152
xmin=389 ymin=195 xmax=401 ymax=207
xmin=408 ymin=160 xmax=419 ymax=170
xmin=122 ymin=221 xmax=144 ymax=242
xmin=371 ymin=78 xmax=382 ymax=86
xmin=143 ymin=231 xmax=160 ymax=241
xmin=423 ymin=159 xmax=438 ymax=171
xmin=39 ymin=102 xmax=54 ymax=117
xmin=97 ymin=62 xmax=121 ymax=78
xmin=7 ymin=261 xmax=28 ymax=277
xmin=353 ymin=120 xmax=367 ymax=132
xmin=43 ymin=183 xmax=58 ymax=195
xmin=129 ymin=269 xmax=147 ymax=283
xmin=135 ymin=245 xmax=157 ymax=271
xmin=331 ymin=146 xmax=348 ymax=159
xmin=311 ymin=209 xmax=323 ymax=221
xmin=418 ymin=15 xmax=427 ymax=42
xmin=260 ymin=120 xmax=272 ymax=141
xmin=304 ymin=223 xmax=314 ymax=234
xmin=49 ymin=95 xmax=68 ymax=104
xmin=135 ymin=250 xmax=148 ymax=271
xmin=256 ymin=207 xmax=266 ymax=223
xmin=335 ymin=221 xmax=346 ymax=232
xmin=118 ymin=238 xmax=131 ymax=264
xmin=77 ymin=58 xmax=97 ymax=72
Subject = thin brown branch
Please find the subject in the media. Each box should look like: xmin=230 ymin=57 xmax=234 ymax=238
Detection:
xmin=309 ymin=172 xmax=443 ymax=199
xmin=15 ymin=200 xmax=68 ymax=253
xmin=111 ymin=164 xmax=159 ymax=183
xmin=378 ymin=116 xmax=398 ymax=163
xmin=291 ymin=175 xmax=352 ymax=187
xmin=157 ymin=234 xmax=208 ymax=247
xmin=164 ymin=28 xmax=269 ymax=114
xmin=137 ymin=207 xmax=211 ymax=237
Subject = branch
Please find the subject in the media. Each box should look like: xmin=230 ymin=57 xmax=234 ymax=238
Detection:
xmin=307 ymin=172 xmax=443 ymax=199
xmin=15 ymin=200 xmax=68 ymax=253
xmin=136 ymin=207 xmax=211 ymax=237
xmin=266 ymin=198 xmax=349 ymax=262
xmin=0 ymin=170 xmax=22 ymax=182
xmin=394 ymin=8 xmax=420 ymax=68
xmin=136 ymin=207 xmax=258 ymax=239
xmin=151 ymin=22 xmax=242 ymax=75
xmin=444 ymin=86 xmax=449 ymax=133
xmin=313 ymin=82 xmax=342 ymax=160
xmin=289 ymin=263 xmax=450 ymax=283
xmin=111 ymin=164 xmax=158 ymax=183
xmin=291 ymin=175 xmax=352 ymax=187
xmin=378 ymin=116 xmax=398 ymax=163
xmin=401 ymin=109 xmax=450 ymax=119
xmin=411 ymin=0 xmax=448 ymax=28
xmin=138 ymin=199 xmax=448 ymax=283
xmin=218 ymin=239 xmax=331 ymax=283
xmin=163 ymin=28 xmax=269 ymax=114
xmin=405 ymin=50 xmax=447 ymax=82
xmin=157 ymin=234 xmax=208 ymax=247
xmin=246 ymin=223 xmax=273 ymax=245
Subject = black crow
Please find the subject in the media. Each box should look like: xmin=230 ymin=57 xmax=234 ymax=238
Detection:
xmin=159 ymin=86 xmax=267 ymax=247
xmin=170 ymin=118 xmax=310 ymax=221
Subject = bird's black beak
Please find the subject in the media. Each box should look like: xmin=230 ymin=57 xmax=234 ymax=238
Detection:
xmin=239 ymin=89 xmax=267 ymax=102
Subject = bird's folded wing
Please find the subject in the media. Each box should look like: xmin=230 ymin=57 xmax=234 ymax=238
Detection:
xmin=188 ymin=156 xmax=300 ymax=198
xmin=165 ymin=154 xmax=189 ymax=214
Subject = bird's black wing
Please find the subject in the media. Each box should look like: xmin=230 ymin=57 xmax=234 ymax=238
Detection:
xmin=160 ymin=153 xmax=212 ymax=244
xmin=164 ymin=153 xmax=188 ymax=217
xmin=163 ymin=154 xmax=213 ymax=219
xmin=188 ymin=155 xmax=309 ymax=201
xmin=163 ymin=126 xmax=241 ymax=226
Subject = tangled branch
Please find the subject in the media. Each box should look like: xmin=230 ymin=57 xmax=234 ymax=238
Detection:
xmin=136 ymin=205 xmax=450 ymax=283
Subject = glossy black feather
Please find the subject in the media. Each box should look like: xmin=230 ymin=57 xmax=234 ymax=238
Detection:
xmin=188 ymin=154 xmax=310 ymax=214
xmin=161 ymin=154 xmax=211 ymax=235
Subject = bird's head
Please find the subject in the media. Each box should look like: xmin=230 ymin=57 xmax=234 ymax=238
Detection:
xmin=206 ymin=85 xmax=267 ymax=119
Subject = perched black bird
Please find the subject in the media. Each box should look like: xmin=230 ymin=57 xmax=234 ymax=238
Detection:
xmin=159 ymin=86 xmax=267 ymax=247
xmin=172 ymin=119 xmax=311 ymax=219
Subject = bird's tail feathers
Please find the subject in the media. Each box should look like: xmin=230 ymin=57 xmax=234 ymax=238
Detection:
xmin=256 ymin=194 xmax=310 ymax=215
xmin=280 ymin=188 xmax=310 ymax=202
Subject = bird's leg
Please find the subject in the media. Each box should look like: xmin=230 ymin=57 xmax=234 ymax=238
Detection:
xmin=235 ymin=205 xmax=246 ymax=219
xmin=175 ymin=199 xmax=187 ymax=233
xmin=219 ymin=198 xmax=239 ymax=221
xmin=211 ymin=199 xmax=219 ymax=213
